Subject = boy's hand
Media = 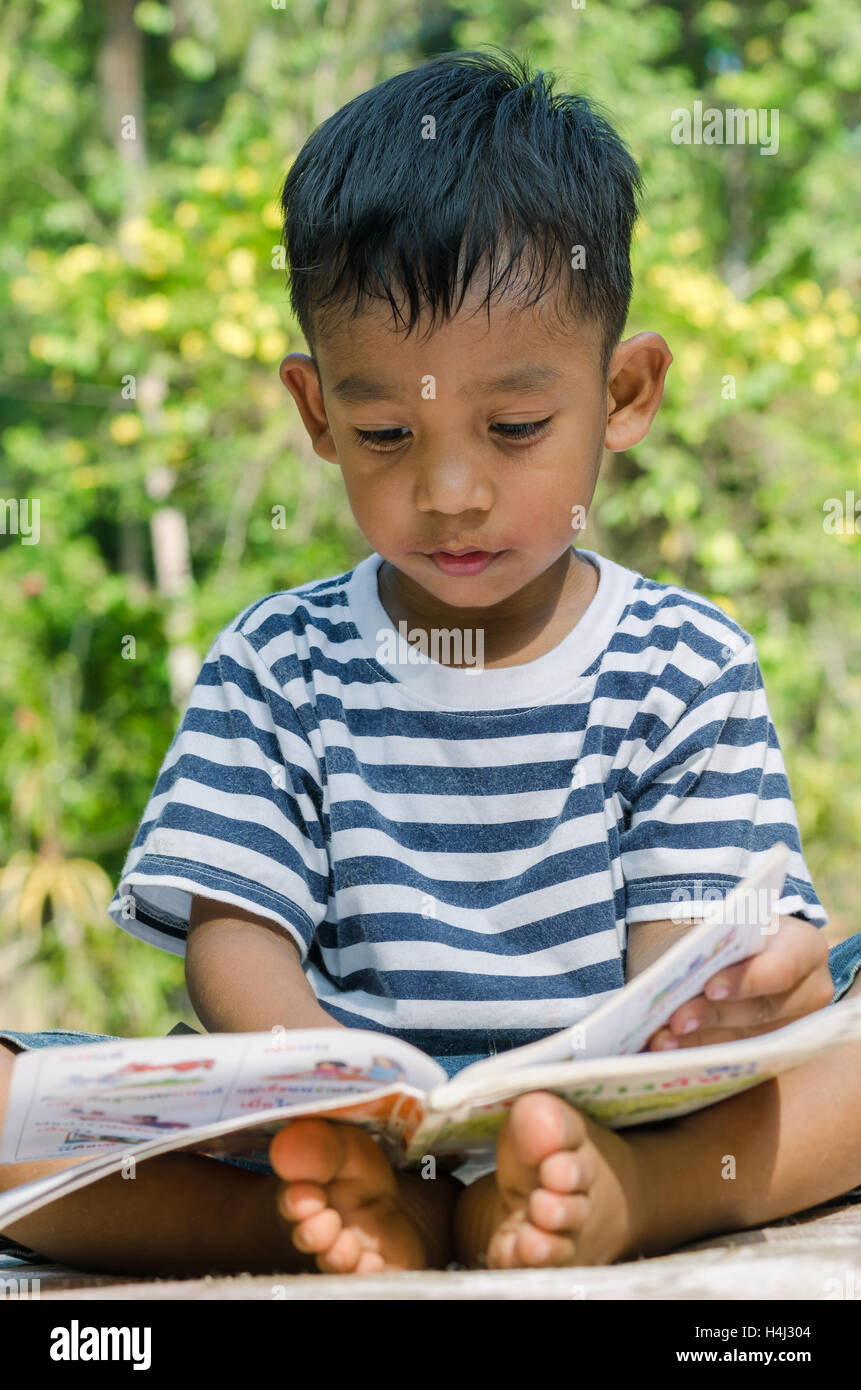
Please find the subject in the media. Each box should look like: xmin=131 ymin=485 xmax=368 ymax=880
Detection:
xmin=645 ymin=916 xmax=833 ymax=1051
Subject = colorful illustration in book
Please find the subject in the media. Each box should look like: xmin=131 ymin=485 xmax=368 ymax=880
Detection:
xmin=63 ymin=1108 xmax=190 ymax=1132
xmin=61 ymin=1129 xmax=141 ymax=1149
xmin=61 ymin=1058 xmax=216 ymax=1087
xmin=263 ymin=1056 xmax=406 ymax=1085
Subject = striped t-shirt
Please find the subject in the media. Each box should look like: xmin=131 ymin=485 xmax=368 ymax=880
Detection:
xmin=109 ymin=548 xmax=825 ymax=1075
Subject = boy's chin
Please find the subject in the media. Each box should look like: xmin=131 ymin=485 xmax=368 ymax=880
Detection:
xmin=393 ymin=555 xmax=536 ymax=610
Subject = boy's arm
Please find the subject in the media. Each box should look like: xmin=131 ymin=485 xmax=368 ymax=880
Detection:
xmin=627 ymin=914 xmax=833 ymax=1051
xmin=185 ymin=896 xmax=345 ymax=1034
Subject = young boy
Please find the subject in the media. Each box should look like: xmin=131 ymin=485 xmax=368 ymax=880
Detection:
xmin=1 ymin=49 xmax=859 ymax=1277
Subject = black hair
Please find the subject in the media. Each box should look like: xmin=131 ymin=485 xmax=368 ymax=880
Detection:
xmin=280 ymin=48 xmax=641 ymax=372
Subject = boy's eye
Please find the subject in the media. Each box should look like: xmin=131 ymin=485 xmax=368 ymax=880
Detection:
xmin=491 ymin=417 xmax=553 ymax=441
xmin=353 ymin=418 xmax=553 ymax=451
xmin=353 ymin=427 xmax=411 ymax=451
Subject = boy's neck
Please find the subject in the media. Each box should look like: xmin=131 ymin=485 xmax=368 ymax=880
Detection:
xmin=377 ymin=548 xmax=599 ymax=669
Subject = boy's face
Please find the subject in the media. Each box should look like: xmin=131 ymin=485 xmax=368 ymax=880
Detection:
xmin=280 ymin=287 xmax=670 ymax=615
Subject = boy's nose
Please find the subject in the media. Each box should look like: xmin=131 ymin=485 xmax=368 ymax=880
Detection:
xmin=413 ymin=455 xmax=493 ymax=514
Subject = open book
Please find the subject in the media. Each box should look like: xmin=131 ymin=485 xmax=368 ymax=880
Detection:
xmin=2 ymin=843 xmax=859 ymax=1228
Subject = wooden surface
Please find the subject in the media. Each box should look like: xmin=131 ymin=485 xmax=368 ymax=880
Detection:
xmin=3 ymin=1193 xmax=861 ymax=1300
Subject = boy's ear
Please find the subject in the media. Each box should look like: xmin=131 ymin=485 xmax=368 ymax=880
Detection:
xmin=279 ymin=353 xmax=339 ymax=464
xmin=604 ymin=332 xmax=673 ymax=452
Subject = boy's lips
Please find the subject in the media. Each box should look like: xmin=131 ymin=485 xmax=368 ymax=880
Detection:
xmin=426 ymin=548 xmax=504 ymax=577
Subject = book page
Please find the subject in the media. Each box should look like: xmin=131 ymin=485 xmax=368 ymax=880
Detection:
xmin=415 ymin=995 xmax=861 ymax=1159
xmin=0 ymin=1028 xmax=443 ymax=1164
xmin=441 ymin=843 xmax=792 ymax=1094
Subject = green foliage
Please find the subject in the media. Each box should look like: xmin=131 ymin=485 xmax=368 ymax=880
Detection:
xmin=0 ymin=0 xmax=858 ymax=1031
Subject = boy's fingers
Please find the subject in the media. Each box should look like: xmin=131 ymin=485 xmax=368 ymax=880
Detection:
xmin=648 ymin=970 xmax=834 ymax=1048
xmin=662 ymin=919 xmax=830 ymax=1035
xmin=700 ymin=917 xmax=829 ymax=1004
xmin=650 ymin=1023 xmax=781 ymax=1051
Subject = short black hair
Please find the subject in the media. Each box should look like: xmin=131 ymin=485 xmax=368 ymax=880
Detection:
xmin=280 ymin=48 xmax=641 ymax=372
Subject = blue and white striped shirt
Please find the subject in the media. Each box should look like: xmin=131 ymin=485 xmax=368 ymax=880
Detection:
xmin=109 ymin=548 xmax=825 ymax=1073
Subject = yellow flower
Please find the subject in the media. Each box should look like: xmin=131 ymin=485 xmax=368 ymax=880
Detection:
xmin=236 ymin=166 xmax=262 ymax=198
xmin=257 ymin=329 xmax=288 ymax=362
xmin=55 ymin=244 xmax=103 ymax=282
xmin=678 ymin=342 xmax=706 ymax=376
xmin=11 ymin=277 xmax=37 ymax=303
xmin=792 ymin=280 xmax=822 ymax=311
xmin=806 ymin=315 xmax=834 ymax=348
xmin=226 ymin=248 xmax=257 ymax=287
xmin=220 ymin=290 xmax=258 ymax=317
xmin=811 ymin=369 xmax=839 ymax=396
xmin=174 ymin=201 xmax=200 ymax=229
xmin=707 ymin=531 xmax=741 ymax=566
xmin=824 ymin=287 xmax=852 ymax=314
xmin=197 ymin=166 xmax=227 ymax=193
xmin=211 ymin=320 xmax=256 ymax=357
xmin=179 ymin=330 xmax=207 ymax=361
xmin=709 ymin=594 xmax=739 ymax=619
xmin=252 ymin=302 xmax=280 ymax=330
xmin=118 ymin=218 xmax=150 ymax=250
xmin=62 ymin=440 xmax=87 ymax=466
xmin=775 ymin=333 xmax=803 ymax=364
xmin=759 ymin=297 xmax=788 ymax=324
xmin=723 ymin=302 xmax=752 ymax=332
xmin=110 ymin=414 xmax=143 ymax=444
xmin=29 ymin=333 xmax=63 ymax=362
xmin=115 ymin=303 xmax=144 ymax=335
xmin=667 ymin=228 xmax=702 ymax=257
xmin=138 ymin=295 xmax=170 ymax=331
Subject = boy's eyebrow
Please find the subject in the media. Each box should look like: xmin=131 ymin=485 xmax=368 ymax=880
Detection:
xmin=331 ymin=362 xmax=563 ymax=404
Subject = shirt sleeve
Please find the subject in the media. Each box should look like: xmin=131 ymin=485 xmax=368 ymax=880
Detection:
xmin=618 ymin=638 xmax=827 ymax=928
xmin=107 ymin=625 xmax=330 ymax=959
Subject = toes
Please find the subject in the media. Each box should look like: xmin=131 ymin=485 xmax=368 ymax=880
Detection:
xmin=538 ymin=1145 xmax=595 ymax=1194
xmin=485 ymin=1224 xmax=521 ymax=1270
xmin=277 ymin=1180 xmax=328 ymax=1223
xmin=315 ymin=1226 xmax=364 ymax=1273
xmin=290 ymin=1205 xmax=343 ymax=1255
xmin=486 ymin=1216 xmax=580 ymax=1270
xmin=508 ymin=1092 xmax=588 ymax=1166
xmin=528 ymin=1187 xmax=590 ymax=1233
xmin=269 ymin=1118 xmax=393 ymax=1199
xmin=516 ymin=1223 xmax=580 ymax=1268
xmin=269 ymin=1118 xmax=350 ymax=1184
xmin=498 ymin=1092 xmax=590 ymax=1196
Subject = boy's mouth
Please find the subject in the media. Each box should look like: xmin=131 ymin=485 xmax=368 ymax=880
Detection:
xmin=427 ymin=548 xmax=503 ymax=577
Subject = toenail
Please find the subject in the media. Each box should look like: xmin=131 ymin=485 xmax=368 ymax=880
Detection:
xmin=531 ymin=1235 xmax=551 ymax=1261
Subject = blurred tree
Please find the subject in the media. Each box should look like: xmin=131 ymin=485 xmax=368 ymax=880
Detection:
xmin=0 ymin=0 xmax=858 ymax=1032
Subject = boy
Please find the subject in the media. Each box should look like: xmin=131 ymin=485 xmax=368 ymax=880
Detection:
xmin=1 ymin=50 xmax=858 ymax=1276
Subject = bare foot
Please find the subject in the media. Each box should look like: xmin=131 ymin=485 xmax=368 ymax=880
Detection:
xmin=456 ymin=1091 xmax=643 ymax=1269
xmin=269 ymin=1118 xmax=460 ymax=1273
